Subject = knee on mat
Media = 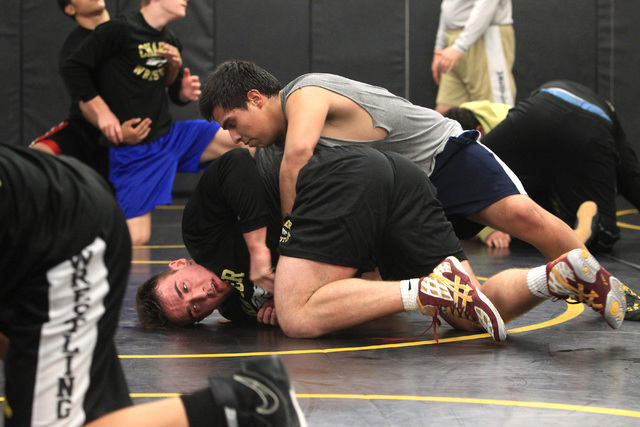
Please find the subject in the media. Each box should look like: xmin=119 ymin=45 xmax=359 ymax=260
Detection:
xmin=278 ymin=313 xmax=323 ymax=339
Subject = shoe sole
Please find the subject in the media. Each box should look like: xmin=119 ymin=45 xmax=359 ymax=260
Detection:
xmin=473 ymin=287 xmax=507 ymax=341
xmin=446 ymin=256 xmax=507 ymax=342
xmin=566 ymin=249 xmax=626 ymax=329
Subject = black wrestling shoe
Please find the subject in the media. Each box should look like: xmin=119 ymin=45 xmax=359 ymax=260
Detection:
xmin=209 ymin=355 xmax=307 ymax=427
xmin=624 ymin=285 xmax=640 ymax=321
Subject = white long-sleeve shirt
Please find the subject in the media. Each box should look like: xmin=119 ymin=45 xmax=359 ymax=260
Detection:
xmin=434 ymin=0 xmax=513 ymax=53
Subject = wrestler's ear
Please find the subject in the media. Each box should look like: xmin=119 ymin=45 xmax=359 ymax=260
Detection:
xmin=168 ymin=259 xmax=189 ymax=270
xmin=64 ymin=4 xmax=77 ymax=18
xmin=247 ymin=89 xmax=262 ymax=107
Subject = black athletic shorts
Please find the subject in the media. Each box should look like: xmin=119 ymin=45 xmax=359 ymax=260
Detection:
xmin=29 ymin=116 xmax=110 ymax=184
xmin=279 ymin=145 xmax=465 ymax=280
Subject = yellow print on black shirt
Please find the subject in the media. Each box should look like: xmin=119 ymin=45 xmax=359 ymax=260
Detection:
xmin=133 ymin=42 xmax=167 ymax=81
xmin=221 ymin=269 xmax=254 ymax=315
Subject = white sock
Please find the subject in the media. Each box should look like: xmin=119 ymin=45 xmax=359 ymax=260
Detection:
xmin=526 ymin=265 xmax=552 ymax=299
xmin=400 ymin=278 xmax=420 ymax=311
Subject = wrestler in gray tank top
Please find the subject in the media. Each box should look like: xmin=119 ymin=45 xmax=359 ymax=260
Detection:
xmin=255 ymin=73 xmax=462 ymax=176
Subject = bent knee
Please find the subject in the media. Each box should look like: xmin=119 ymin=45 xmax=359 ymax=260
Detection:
xmin=278 ymin=314 xmax=324 ymax=339
xmin=502 ymin=198 xmax=546 ymax=231
xmin=127 ymin=224 xmax=151 ymax=246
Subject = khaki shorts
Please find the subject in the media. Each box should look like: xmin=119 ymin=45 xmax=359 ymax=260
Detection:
xmin=436 ymin=24 xmax=516 ymax=107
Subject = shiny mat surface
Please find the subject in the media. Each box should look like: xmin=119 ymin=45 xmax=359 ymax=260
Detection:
xmin=4 ymin=197 xmax=640 ymax=426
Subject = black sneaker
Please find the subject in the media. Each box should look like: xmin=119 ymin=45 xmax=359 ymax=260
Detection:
xmin=624 ymin=285 xmax=640 ymax=321
xmin=209 ymin=355 xmax=307 ymax=427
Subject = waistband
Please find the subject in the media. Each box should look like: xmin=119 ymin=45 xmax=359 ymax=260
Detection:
xmin=539 ymin=87 xmax=611 ymax=123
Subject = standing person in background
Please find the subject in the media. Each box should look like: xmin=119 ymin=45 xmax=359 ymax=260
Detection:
xmin=30 ymin=0 xmax=151 ymax=184
xmin=61 ymin=0 xmax=235 ymax=245
xmin=431 ymin=0 xmax=516 ymax=114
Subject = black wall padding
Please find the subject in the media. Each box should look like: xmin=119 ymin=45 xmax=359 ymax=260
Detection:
xmin=2 ymin=0 xmax=639 ymax=151
xmin=0 ymin=0 xmax=21 ymax=144
xmin=310 ymin=0 xmax=406 ymax=97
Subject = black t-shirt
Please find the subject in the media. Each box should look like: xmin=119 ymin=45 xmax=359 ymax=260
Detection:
xmin=61 ymin=12 xmax=186 ymax=144
xmin=0 ymin=143 xmax=117 ymax=299
xmin=59 ymin=26 xmax=95 ymax=120
xmin=182 ymin=148 xmax=281 ymax=322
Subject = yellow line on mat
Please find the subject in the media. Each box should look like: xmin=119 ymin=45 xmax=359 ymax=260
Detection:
xmin=118 ymin=303 xmax=583 ymax=359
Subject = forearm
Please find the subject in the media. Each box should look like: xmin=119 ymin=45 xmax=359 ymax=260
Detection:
xmin=453 ymin=0 xmax=502 ymax=53
xmin=279 ymin=165 xmax=299 ymax=220
xmin=243 ymin=227 xmax=269 ymax=257
xmin=81 ymin=95 xmax=123 ymax=144
xmin=80 ymin=96 xmax=113 ymax=126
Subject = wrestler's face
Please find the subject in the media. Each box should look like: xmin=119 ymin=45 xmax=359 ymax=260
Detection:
xmin=213 ymin=91 xmax=285 ymax=148
xmin=66 ymin=0 xmax=106 ymax=19
xmin=158 ymin=0 xmax=189 ymax=20
xmin=156 ymin=259 xmax=234 ymax=325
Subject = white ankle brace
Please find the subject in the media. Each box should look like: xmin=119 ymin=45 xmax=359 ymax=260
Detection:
xmin=400 ymin=278 xmax=420 ymax=311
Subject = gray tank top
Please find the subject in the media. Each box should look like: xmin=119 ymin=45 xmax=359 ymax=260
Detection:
xmin=256 ymin=73 xmax=461 ymax=176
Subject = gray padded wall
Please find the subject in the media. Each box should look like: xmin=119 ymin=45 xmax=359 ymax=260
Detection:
xmin=1 ymin=0 xmax=639 ymax=150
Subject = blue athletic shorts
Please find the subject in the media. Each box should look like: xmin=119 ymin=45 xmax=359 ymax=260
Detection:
xmin=110 ymin=120 xmax=221 ymax=219
xmin=430 ymin=130 xmax=526 ymax=239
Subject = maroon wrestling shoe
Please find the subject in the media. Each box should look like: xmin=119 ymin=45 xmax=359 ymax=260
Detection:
xmin=547 ymin=249 xmax=625 ymax=329
xmin=417 ymin=256 xmax=507 ymax=341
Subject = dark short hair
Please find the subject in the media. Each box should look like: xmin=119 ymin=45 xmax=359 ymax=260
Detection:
xmin=442 ymin=107 xmax=481 ymax=131
xmin=136 ymin=268 xmax=178 ymax=328
xmin=198 ymin=60 xmax=282 ymax=122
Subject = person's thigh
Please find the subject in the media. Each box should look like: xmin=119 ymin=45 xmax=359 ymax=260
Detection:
xmin=431 ymin=132 xmax=525 ymax=239
xmin=274 ymin=256 xmax=357 ymax=325
xmin=378 ymin=153 xmax=466 ymax=279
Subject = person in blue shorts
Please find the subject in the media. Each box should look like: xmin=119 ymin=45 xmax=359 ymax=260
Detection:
xmin=61 ymin=0 xmax=236 ymax=245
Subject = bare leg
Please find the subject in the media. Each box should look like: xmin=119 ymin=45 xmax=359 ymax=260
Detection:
xmin=274 ymin=256 xmax=404 ymax=338
xmin=86 ymin=397 xmax=188 ymax=427
xmin=470 ymin=194 xmax=586 ymax=260
xmin=199 ymin=129 xmax=242 ymax=163
xmin=274 ymin=257 xmax=493 ymax=338
xmin=127 ymin=213 xmax=151 ymax=246
xmin=30 ymin=142 xmax=57 ymax=155
xmin=479 ymin=268 xmax=544 ymax=323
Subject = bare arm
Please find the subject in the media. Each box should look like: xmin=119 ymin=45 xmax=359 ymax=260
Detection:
xmin=279 ymin=87 xmax=332 ymax=219
xmin=80 ymin=100 xmax=152 ymax=145
xmin=243 ymin=226 xmax=275 ymax=293
xmin=79 ymin=95 xmax=123 ymax=144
